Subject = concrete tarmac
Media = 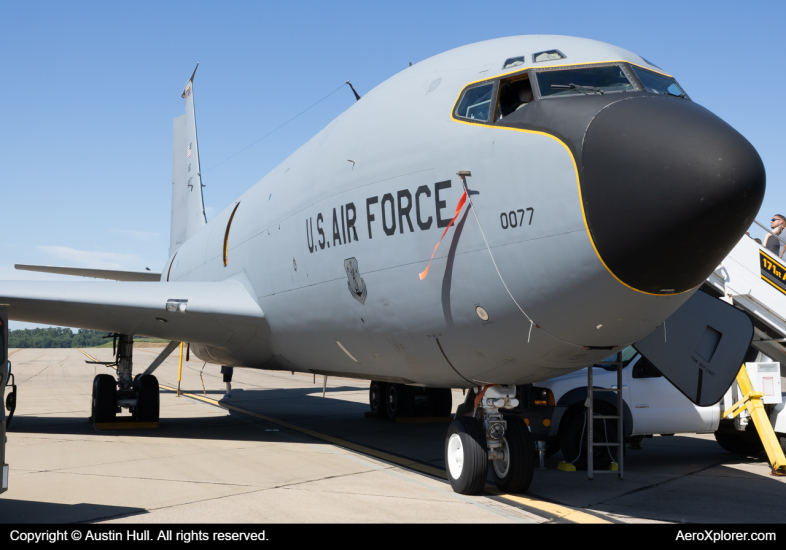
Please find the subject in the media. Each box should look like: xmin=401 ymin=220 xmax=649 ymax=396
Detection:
xmin=1 ymin=347 xmax=784 ymax=524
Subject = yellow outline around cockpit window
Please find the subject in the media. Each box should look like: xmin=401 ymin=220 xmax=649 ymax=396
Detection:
xmin=450 ymin=60 xmax=687 ymax=297
xmin=452 ymin=59 xmax=673 ymax=115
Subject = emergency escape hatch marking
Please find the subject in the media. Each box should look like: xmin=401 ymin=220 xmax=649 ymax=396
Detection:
xmin=692 ymin=325 xmax=722 ymax=404
xmin=695 ymin=325 xmax=721 ymax=364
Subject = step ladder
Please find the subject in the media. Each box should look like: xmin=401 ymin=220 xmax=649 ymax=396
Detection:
xmin=722 ymin=364 xmax=786 ymax=475
xmin=587 ymin=351 xmax=624 ymax=480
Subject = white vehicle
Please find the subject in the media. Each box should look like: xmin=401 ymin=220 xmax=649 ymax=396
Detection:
xmin=516 ymin=346 xmax=786 ymax=470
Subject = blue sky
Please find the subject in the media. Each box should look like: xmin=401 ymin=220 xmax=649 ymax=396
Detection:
xmin=2 ymin=0 xmax=784 ymax=330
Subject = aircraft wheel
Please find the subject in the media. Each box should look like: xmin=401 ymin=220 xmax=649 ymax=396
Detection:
xmin=559 ymin=412 xmax=617 ymax=471
xmin=714 ymin=427 xmax=763 ymax=456
xmin=5 ymin=387 xmax=17 ymax=429
xmin=92 ymin=374 xmax=117 ymax=425
xmin=386 ymin=383 xmax=414 ymax=419
xmin=492 ymin=416 xmax=534 ymax=493
xmin=427 ymin=388 xmax=453 ymax=417
xmin=134 ymin=374 xmax=160 ymax=422
xmin=368 ymin=381 xmax=387 ymax=418
xmin=445 ymin=416 xmax=488 ymax=494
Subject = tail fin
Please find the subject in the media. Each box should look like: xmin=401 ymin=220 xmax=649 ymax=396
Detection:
xmin=170 ymin=63 xmax=207 ymax=257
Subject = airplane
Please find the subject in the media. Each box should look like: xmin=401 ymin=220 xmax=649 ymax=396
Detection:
xmin=1 ymin=35 xmax=765 ymax=495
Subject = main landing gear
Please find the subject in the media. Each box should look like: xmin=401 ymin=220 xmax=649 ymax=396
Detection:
xmin=368 ymin=381 xmax=453 ymax=419
xmin=90 ymin=335 xmax=160 ymax=426
xmin=446 ymin=385 xmax=534 ymax=495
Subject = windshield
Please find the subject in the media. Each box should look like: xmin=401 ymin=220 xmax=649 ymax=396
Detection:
xmin=537 ymin=65 xmax=634 ymax=97
xmin=630 ymin=66 xmax=687 ymax=98
xmin=455 ymin=83 xmax=494 ymax=121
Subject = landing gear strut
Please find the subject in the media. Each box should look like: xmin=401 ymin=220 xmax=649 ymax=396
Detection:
xmin=90 ymin=335 xmax=159 ymax=426
xmin=445 ymin=385 xmax=534 ymax=495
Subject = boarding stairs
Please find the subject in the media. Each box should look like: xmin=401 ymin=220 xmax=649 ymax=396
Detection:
xmin=583 ymin=226 xmax=786 ymax=479
xmin=706 ymin=223 xmax=786 ymax=365
xmin=705 ymin=224 xmax=786 ymax=474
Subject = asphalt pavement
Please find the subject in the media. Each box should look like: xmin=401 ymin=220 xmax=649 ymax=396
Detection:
xmin=1 ymin=347 xmax=784 ymax=524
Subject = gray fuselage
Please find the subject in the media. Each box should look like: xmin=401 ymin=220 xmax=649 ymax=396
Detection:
xmin=171 ymin=35 xmax=765 ymax=389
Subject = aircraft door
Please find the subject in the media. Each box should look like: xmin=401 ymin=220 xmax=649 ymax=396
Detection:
xmin=633 ymin=290 xmax=753 ymax=407
xmin=627 ymin=354 xmax=714 ymax=435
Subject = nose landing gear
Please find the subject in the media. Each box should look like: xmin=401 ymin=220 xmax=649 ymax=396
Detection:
xmin=446 ymin=385 xmax=534 ymax=495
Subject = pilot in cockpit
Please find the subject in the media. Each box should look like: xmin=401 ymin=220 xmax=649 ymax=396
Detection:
xmin=498 ymin=78 xmax=534 ymax=120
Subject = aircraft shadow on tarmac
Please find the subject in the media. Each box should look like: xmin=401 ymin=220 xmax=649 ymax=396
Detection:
xmin=6 ymin=385 xmax=452 ymax=464
xmin=7 ymin=386 xmax=786 ymax=525
xmin=10 ymin=384 xmax=786 ymax=503
xmin=0 ymin=499 xmax=146 ymax=524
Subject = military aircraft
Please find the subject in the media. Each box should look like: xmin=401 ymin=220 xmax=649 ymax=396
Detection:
xmin=2 ymin=35 xmax=765 ymax=495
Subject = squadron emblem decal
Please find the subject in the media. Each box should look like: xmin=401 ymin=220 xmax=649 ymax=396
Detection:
xmin=344 ymin=257 xmax=367 ymax=305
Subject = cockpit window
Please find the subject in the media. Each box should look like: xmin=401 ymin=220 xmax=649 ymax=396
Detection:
xmin=502 ymin=56 xmax=526 ymax=70
xmin=630 ymin=66 xmax=688 ymax=99
xmin=496 ymin=76 xmax=533 ymax=120
xmin=537 ymin=65 xmax=634 ymax=97
xmin=533 ymin=50 xmax=566 ymax=63
xmin=455 ymin=82 xmax=494 ymax=122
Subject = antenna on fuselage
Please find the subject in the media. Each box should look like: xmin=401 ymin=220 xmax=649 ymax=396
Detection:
xmin=346 ymin=80 xmax=361 ymax=101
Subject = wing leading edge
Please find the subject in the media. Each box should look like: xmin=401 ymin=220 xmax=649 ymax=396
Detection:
xmin=15 ymin=264 xmax=162 ymax=282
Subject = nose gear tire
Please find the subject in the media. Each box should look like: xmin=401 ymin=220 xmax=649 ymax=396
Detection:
xmin=92 ymin=374 xmax=117 ymax=425
xmin=491 ymin=416 xmax=534 ymax=493
xmin=445 ymin=416 xmax=488 ymax=495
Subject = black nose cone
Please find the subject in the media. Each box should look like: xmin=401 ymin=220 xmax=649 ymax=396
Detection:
xmin=581 ymin=96 xmax=765 ymax=294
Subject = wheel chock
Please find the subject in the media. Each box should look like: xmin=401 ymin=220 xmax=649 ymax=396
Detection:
xmin=94 ymin=421 xmax=159 ymax=431
xmin=557 ymin=461 xmax=577 ymax=472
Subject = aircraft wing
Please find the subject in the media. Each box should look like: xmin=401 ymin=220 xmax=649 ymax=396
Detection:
xmin=0 ymin=280 xmax=266 ymax=347
xmin=15 ymin=264 xmax=161 ymax=282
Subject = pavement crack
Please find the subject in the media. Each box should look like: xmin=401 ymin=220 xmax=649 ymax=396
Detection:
xmin=15 ymin=365 xmax=50 ymax=385
xmin=592 ymin=459 xmax=730 ymax=507
xmin=44 ymin=470 xmax=262 ymax=488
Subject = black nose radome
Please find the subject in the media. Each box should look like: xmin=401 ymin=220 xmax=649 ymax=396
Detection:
xmin=580 ymin=96 xmax=765 ymax=294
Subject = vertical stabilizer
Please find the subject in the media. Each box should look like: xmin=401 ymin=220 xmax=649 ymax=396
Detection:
xmin=170 ymin=63 xmax=207 ymax=257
